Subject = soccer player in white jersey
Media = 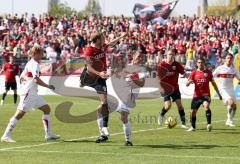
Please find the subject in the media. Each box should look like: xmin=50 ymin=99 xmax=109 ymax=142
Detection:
xmin=213 ymin=53 xmax=240 ymax=127
xmin=116 ymin=51 xmax=146 ymax=146
xmin=1 ymin=45 xmax=60 ymax=143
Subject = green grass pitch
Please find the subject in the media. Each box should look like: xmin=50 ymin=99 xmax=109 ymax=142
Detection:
xmin=0 ymin=96 xmax=240 ymax=164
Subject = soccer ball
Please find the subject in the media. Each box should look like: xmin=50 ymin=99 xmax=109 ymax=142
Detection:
xmin=165 ymin=116 xmax=177 ymax=129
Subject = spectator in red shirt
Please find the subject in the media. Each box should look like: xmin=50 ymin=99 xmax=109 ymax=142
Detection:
xmin=186 ymin=57 xmax=222 ymax=132
xmin=0 ymin=55 xmax=19 ymax=106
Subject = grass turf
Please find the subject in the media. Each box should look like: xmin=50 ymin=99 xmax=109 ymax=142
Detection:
xmin=0 ymin=96 xmax=239 ymax=164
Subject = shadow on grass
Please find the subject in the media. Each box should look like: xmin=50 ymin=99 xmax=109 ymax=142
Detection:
xmin=213 ymin=131 xmax=240 ymax=135
xmin=133 ymin=144 xmax=239 ymax=149
xmin=196 ymin=128 xmax=240 ymax=134
xmin=63 ymin=140 xmax=114 ymax=143
xmin=99 ymin=143 xmax=239 ymax=150
xmin=63 ymin=140 xmax=96 ymax=143
xmin=198 ymin=128 xmax=239 ymax=131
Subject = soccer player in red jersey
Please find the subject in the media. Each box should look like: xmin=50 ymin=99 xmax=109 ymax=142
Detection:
xmin=0 ymin=55 xmax=19 ymax=107
xmin=157 ymin=50 xmax=187 ymax=128
xmin=83 ymin=32 xmax=126 ymax=143
xmin=186 ymin=57 xmax=222 ymax=132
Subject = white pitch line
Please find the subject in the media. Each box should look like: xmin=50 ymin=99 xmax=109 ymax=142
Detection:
xmin=65 ymin=127 xmax=167 ymax=142
xmin=0 ymin=119 xmax=226 ymax=151
xmin=0 ymin=127 xmax=167 ymax=151
xmin=2 ymin=149 xmax=240 ymax=161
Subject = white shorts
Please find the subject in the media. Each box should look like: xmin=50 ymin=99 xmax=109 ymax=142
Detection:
xmin=117 ymin=93 xmax=138 ymax=113
xmin=220 ymin=89 xmax=236 ymax=105
xmin=17 ymin=93 xmax=47 ymax=112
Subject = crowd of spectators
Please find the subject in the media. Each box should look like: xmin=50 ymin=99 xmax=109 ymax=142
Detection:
xmin=0 ymin=12 xmax=240 ymax=75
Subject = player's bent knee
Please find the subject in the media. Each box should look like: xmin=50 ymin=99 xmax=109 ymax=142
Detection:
xmin=164 ymin=102 xmax=172 ymax=110
xmin=97 ymin=104 xmax=109 ymax=114
xmin=203 ymin=102 xmax=210 ymax=108
xmin=121 ymin=112 xmax=128 ymax=123
xmin=15 ymin=110 xmax=26 ymax=120
xmin=39 ymin=104 xmax=51 ymax=114
xmin=227 ymin=99 xmax=234 ymax=106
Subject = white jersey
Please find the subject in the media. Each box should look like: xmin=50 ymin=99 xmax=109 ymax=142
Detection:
xmin=213 ymin=64 xmax=240 ymax=90
xmin=118 ymin=64 xmax=147 ymax=112
xmin=125 ymin=64 xmax=147 ymax=89
xmin=125 ymin=72 xmax=147 ymax=89
xmin=19 ymin=59 xmax=40 ymax=95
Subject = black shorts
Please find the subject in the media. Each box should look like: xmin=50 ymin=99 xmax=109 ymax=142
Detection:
xmin=5 ymin=82 xmax=17 ymax=90
xmin=164 ymin=89 xmax=181 ymax=102
xmin=90 ymin=78 xmax=107 ymax=94
xmin=191 ymin=96 xmax=211 ymax=110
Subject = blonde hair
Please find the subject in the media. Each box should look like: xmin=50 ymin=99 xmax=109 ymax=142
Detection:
xmin=31 ymin=44 xmax=44 ymax=57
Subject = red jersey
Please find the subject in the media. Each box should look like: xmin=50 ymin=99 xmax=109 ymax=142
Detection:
xmin=189 ymin=69 xmax=213 ymax=98
xmin=84 ymin=45 xmax=107 ymax=77
xmin=3 ymin=62 xmax=19 ymax=82
xmin=157 ymin=60 xmax=185 ymax=91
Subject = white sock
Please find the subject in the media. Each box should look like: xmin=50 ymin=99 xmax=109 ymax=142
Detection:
xmin=123 ymin=122 xmax=131 ymax=142
xmin=42 ymin=115 xmax=51 ymax=137
xmin=2 ymin=117 xmax=18 ymax=138
xmin=97 ymin=113 xmax=104 ymax=135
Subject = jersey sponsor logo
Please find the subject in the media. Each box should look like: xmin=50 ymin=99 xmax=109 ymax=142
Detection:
xmin=197 ymin=78 xmax=207 ymax=84
xmin=166 ymin=71 xmax=175 ymax=76
xmin=217 ymin=74 xmax=235 ymax=78
xmin=94 ymin=53 xmax=105 ymax=60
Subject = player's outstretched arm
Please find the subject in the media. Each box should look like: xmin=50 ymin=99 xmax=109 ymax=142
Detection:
xmin=107 ymin=32 xmax=127 ymax=47
xmin=34 ymin=77 xmax=55 ymax=90
xmin=211 ymin=80 xmax=222 ymax=100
